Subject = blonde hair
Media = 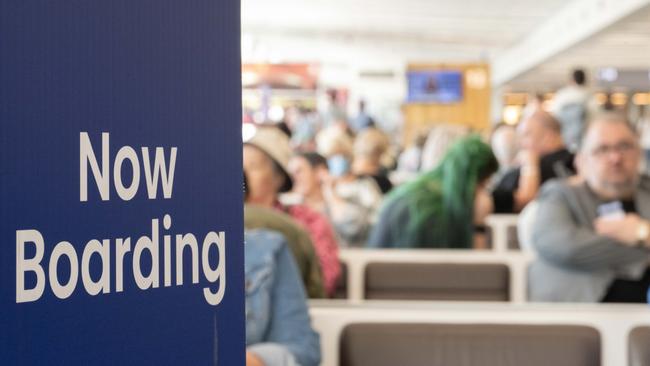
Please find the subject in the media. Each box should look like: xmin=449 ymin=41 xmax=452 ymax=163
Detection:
xmin=354 ymin=128 xmax=389 ymax=161
xmin=315 ymin=126 xmax=353 ymax=158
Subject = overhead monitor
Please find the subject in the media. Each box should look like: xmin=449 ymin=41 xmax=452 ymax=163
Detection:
xmin=407 ymin=70 xmax=464 ymax=103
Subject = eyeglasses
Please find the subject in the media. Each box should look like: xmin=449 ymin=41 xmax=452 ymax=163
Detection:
xmin=589 ymin=141 xmax=638 ymax=158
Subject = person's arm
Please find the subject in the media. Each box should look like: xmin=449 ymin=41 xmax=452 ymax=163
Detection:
xmin=532 ymin=181 xmax=647 ymax=270
xmin=261 ymin=243 xmax=321 ymax=366
xmin=513 ymin=151 xmax=541 ymax=212
xmin=595 ymin=214 xmax=650 ymax=247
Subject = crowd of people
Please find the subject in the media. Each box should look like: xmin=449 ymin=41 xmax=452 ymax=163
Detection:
xmin=243 ymin=73 xmax=650 ymax=365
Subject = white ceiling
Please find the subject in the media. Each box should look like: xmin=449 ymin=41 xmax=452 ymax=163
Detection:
xmin=505 ymin=5 xmax=650 ymax=91
xmin=242 ymin=0 xmax=569 ymax=65
xmin=242 ymin=0 xmax=650 ymax=91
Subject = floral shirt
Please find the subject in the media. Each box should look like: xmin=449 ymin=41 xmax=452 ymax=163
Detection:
xmin=276 ymin=202 xmax=341 ymax=296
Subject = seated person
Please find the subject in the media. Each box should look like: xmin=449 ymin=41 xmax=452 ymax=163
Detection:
xmin=394 ymin=131 xmax=428 ymax=182
xmin=529 ymin=113 xmax=650 ymax=303
xmin=244 ymin=126 xmax=340 ymax=296
xmin=287 ymin=152 xmax=383 ymax=247
xmin=492 ymin=110 xmax=575 ymax=213
xmin=367 ymin=135 xmax=498 ymax=249
xmin=489 ymin=122 xmax=519 ymax=185
xmin=420 ymin=124 xmax=469 ymax=172
xmin=351 ymin=127 xmax=394 ymax=194
xmin=245 ymin=196 xmax=325 ymax=298
xmin=245 ymin=229 xmax=321 ymax=366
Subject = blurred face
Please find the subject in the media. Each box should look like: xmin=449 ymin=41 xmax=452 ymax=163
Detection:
xmin=243 ymin=145 xmax=282 ymax=205
xmin=491 ymin=126 xmax=518 ymax=168
xmin=577 ymin=121 xmax=641 ymax=199
xmin=517 ymin=118 xmax=548 ymax=154
xmin=288 ymin=156 xmax=320 ymax=197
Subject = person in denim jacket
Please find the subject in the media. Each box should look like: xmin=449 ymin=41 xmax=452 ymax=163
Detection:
xmin=245 ymin=229 xmax=321 ymax=366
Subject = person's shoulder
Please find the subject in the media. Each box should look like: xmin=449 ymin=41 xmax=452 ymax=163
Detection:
xmin=493 ymin=167 xmax=520 ymax=191
xmin=246 ymin=204 xmax=297 ymax=227
xmin=538 ymin=177 xmax=579 ymax=199
xmin=246 ymin=204 xmax=315 ymax=242
xmin=541 ymin=148 xmax=576 ymax=177
xmin=245 ymin=203 xmax=278 ymax=218
xmin=376 ymin=189 xmax=414 ymax=224
xmin=288 ymin=203 xmax=321 ymax=221
xmin=288 ymin=203 xmax=335 ymax=232
xmin=540 ymin=148 xmax=573 ymax=164
xmin=245 ymin=228 xmax=287 ymax=255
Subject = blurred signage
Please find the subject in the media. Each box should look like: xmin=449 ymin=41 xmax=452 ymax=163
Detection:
xmin=242 ymin=63 xmax=320 ymax=89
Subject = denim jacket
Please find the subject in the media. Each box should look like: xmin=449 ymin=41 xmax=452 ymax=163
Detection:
xmin=245 ymin=229 xmax=321 ymax=366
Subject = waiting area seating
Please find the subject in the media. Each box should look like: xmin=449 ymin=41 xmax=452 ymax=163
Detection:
xmin=333 ymin=214 xmax=528 ymax=302
xmin=340 ymin=323 xmax=599 ymax=366
xmin=364 ymin=262 xmax=510 ymax=301
xmin=333 ymin=262 xmax=348 ymax=299
xmin=629 ymin=326 xmax=650 ymax=366
xmin=338 ymin=249 xmax=531 ymax=302
xmin=309 ymin=301 xmax=650 ymax=366
xmin=485 ymin=214 xmax=520 ymax=251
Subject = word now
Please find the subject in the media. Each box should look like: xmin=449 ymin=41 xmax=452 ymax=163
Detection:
xmin=80 ymin=132 xmax=177 ymax=202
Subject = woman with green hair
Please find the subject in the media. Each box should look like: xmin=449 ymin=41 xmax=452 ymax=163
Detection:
xmin=367 ymin=134 xmax=498 ymax=249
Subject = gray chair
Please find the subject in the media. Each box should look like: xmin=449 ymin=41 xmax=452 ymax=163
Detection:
xmin=364 ymin=262 xmax=510 ymax=301
xmin=507 ymin=225 xmax=520 ymax=250
xmin=629 ymin=326 xmax=650 ymax=366
xmin=340 ymin=323 xmax=600 ymax=366
xmin=486 ymin=226 xmax=520 ymax=250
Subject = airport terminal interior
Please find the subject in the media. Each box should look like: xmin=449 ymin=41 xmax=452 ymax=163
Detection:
xmin=240 ymin=1 xmax=650 ymax=365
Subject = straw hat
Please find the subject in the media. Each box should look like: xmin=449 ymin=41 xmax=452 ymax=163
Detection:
xmin=245 ymin=126 xmax=293 ymax=192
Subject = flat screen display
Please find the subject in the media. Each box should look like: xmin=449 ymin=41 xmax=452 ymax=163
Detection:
xmin=407 ymin=70 xmax=463 ymax=103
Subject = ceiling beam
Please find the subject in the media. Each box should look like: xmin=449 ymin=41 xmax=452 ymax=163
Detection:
xmin=492 ymin=0 xmax=650 ymax=87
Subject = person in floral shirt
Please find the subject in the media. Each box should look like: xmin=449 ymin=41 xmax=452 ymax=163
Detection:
xmin=244 ymin=125 xmax=340 ymax=296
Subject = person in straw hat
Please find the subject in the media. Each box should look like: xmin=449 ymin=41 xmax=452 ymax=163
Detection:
xmin=244 ymin=125 xmax=340 ymax=296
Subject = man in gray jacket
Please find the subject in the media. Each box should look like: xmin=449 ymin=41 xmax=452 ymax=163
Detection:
xmin=530 ymin=113 xmax=650 ymax=302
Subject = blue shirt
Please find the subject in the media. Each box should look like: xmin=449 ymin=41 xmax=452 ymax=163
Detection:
xmin=245 ymin=229 xmax=321 ymax=366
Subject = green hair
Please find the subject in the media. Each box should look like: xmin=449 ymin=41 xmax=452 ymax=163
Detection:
xmin=383 ymin=134 xmax=498 ymax=248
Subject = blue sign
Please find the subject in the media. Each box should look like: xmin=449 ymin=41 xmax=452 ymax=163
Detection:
xmin=0 ymin=1 xmax=244 ymax=365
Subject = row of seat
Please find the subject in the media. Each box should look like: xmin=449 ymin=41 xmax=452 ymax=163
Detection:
xmin=309 ymin=301 xmax=650 ymax=366
xmin=334 ymin=249 xmax=531 ymax=302
xmin=341 ymin=323 xmax=601 ymax=366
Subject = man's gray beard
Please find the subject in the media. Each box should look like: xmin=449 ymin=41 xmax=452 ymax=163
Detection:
xmin=598 ymin=175 xmax=640 ymax=199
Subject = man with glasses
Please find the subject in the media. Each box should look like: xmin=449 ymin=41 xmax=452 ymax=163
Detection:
xmin=529 ymin=113 xmax=650 ymax=302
